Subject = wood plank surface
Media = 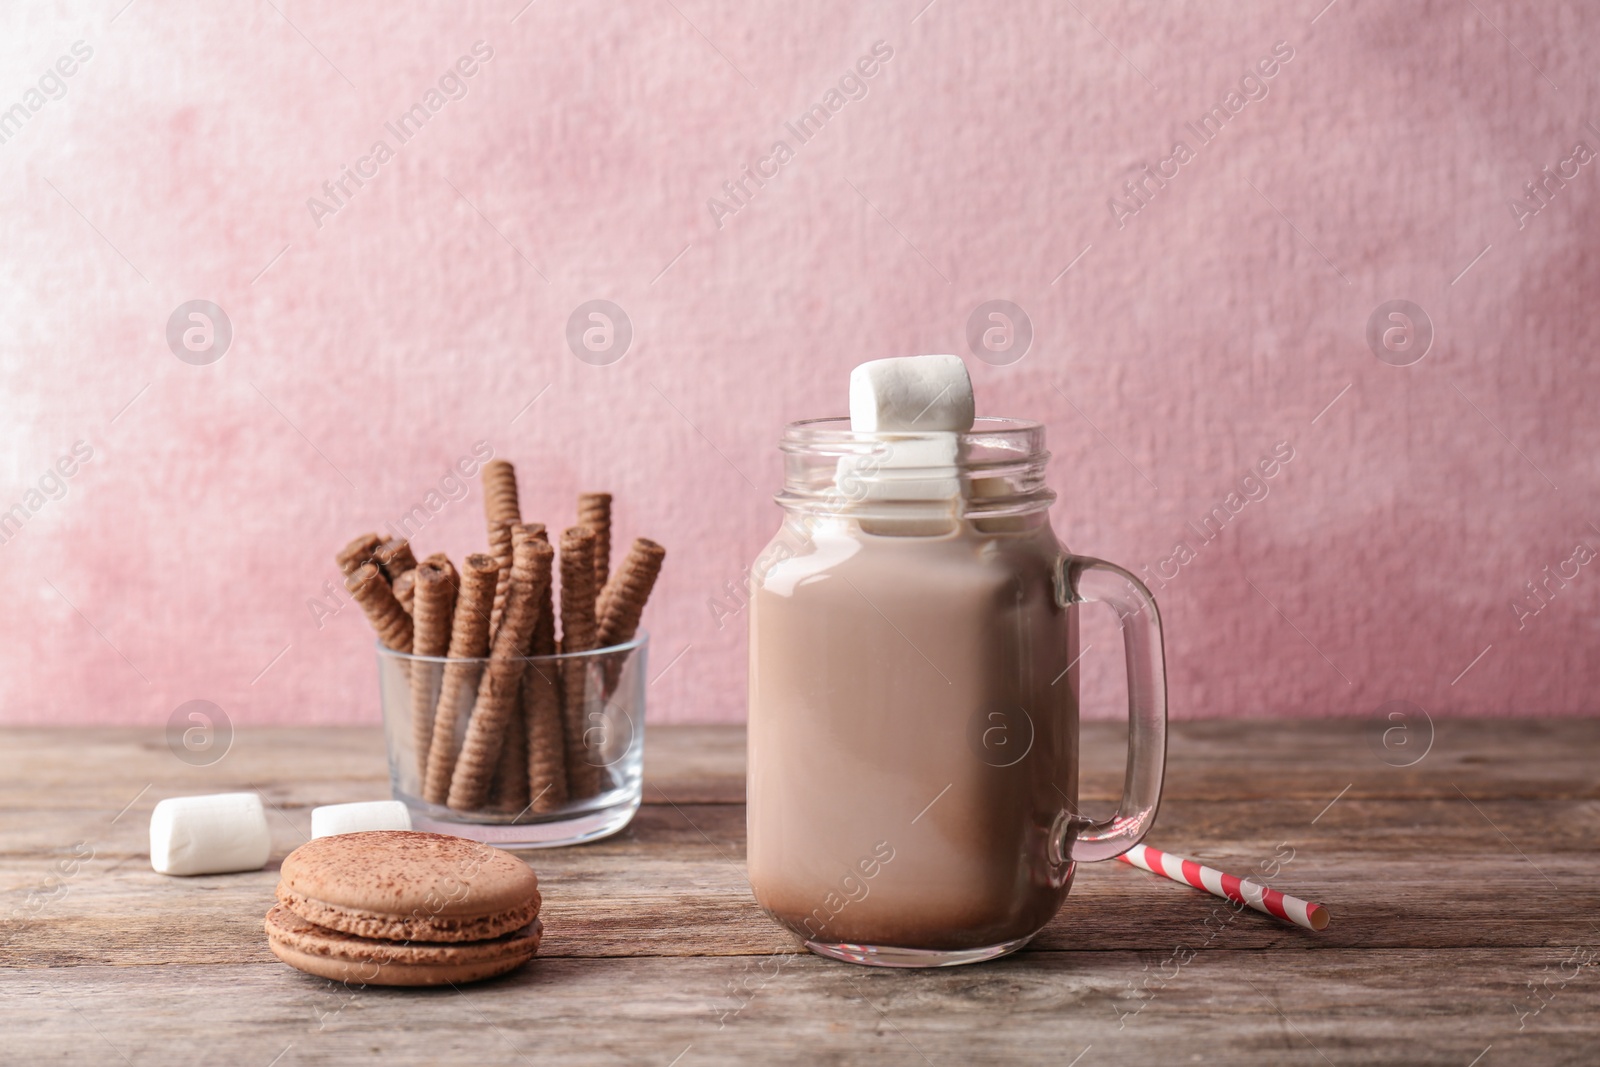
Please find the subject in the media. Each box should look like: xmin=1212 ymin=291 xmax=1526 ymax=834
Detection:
xmin=2 ymin=721 xmax=1598 ymax=1065
xmin=2 ymin=949 xmax=1597 ymax=1066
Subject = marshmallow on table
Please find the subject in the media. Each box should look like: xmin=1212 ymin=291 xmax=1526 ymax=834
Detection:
xmin=150 ymin=793 xmax=271 ymax=876
xmin=848 ymin=354 xmax=975 ymax=433
xmin=311 ymin=800 xmax=413 ymax=839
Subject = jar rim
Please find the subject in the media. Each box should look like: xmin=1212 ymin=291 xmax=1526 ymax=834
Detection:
xmin=781 ymin=415 xmax=1044 ymax=446
xmin=775 ymin=417 xmax=1053 ymax=521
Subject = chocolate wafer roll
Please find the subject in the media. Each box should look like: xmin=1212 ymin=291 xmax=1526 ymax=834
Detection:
xmin=408 ymin=559 xmax=459 ymax=782
xmin=522 ymin=658 xmax=566 ymax=812
xmin=530 ymin=565 xmax=555 ymax=660
xmin=559 ymin=526 xmax=602 ymax=798
xmin=398 ymin=551 xmax=450 ymax=613
xmin=596 ymin=577 xmax=616 ymax=632
xmin=489 ymin=710 xmax=530 ymax=812
xmin=524 ymin=531 xmax=566 ymax=811
xmin=596 ymin=539 xmax=666 ymax=649
xmin=374 ymin=538 xmax=418 ymax=581
xmin=594 ymin=530 xmax=625 ymax=630
xmin=488 ymin=520 xmax=515 ymax=639
xmin=525 ymin=523 xmax=564 ymax=806
xmin=448 ymin=537 xmax=551 ymax=811
xmin=345 ymin=563 xmax=414 ymax=654
xmin=481 ymin=459 xmax=520 ymax=526
xmin=489 ymin=523 xmax=544 ymax=642
xmin=422 ymin=554 xmax=498 ymax=805
xmin=490 ymin=525 xmax=544 ymax=811
xmin=391 ymin=568 xmax=418 ymax=616
xmin=577 ymin=492 xmax=612 ymax=598
xmin=336 ymin=533 xmax=383 ymax=577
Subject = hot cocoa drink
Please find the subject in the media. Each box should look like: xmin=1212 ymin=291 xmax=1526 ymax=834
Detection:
xmin=748 ymin=518 xmax=1078 ymax=952
xmin=745 ymin=355 xmax=1168 ymax=966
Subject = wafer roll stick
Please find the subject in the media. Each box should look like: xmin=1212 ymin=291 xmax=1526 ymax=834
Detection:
xmin=596 ymin=539 xmax=666 ymax=649
xmin=594 ymin=538 xmax=630 ymax=634
xmin=596 ymin=553 xmax=619 ymax=630
xmin=521 ymin=661 xmax=567 ymax=812
xmin=481 ymin=459 xmax=521 ymax=526
xmin=448 ymin=537 xmax=551 ymax=811
xmin=422 ymin=554 xmax=498 ymax=805
xmin=559 ymin=527 xmax=602 ymax=798
xmin=336 ymin=533 xmax=383 ymax=577
xmin=375 ymin=538 xmax=418 ymax=581
xmin=527 ymin=526 xmax=553 ymax=657
xmin=489 ymin=708 xmax=530 ymax=812
xmin=409 ymin=551 xmax=449 ymax=615
xmin=524 ymin=528 xmax=566 ymax=811
xmin=490 ymin=526 xmax=542 ymax=812
xmin=391 ymin=569 xmax=418 ymax=616
xmin=594 ymin=539 xmax=666 ymax=700
xmin=482 ymin=460 xmax=521 ymax=642
xmin=577 ymin=493 xmax=612 ymax=600
xmin=408 ymin=560 xmax=459 ymax=782
xmin=398 ymin=554 xmax=447 ymax=616
xmin=488 ymin=520 xmax=515 ymax=639
xmin=346 ymin=564 xmax=414 ymax=654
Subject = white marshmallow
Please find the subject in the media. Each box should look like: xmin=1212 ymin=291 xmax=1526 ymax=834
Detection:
xmin=837 ymin=356 xmax=974 ymax=532
xmin=149 ymin=793 xmax=271 ymax=876
xmin=836 ymin=435 xmax=962 ymax=502
xmin=311 ymin=800 xmax=413 ymax=839
xmin=849 ymin=355 xmax=975 ymax=433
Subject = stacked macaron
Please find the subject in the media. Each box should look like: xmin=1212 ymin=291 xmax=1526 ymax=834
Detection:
xmin=266 ymin=830 xmax=543 ymax=986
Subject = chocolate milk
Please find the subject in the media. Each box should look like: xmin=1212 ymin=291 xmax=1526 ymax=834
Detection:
xmin=747 ymin=517 xmax=1078 ymax=952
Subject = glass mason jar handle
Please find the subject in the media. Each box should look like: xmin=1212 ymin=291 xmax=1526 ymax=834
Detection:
xmin=1050 ymin=555 xmax=1168 ymax=865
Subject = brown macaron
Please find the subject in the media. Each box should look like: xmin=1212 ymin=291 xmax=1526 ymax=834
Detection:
xmin=267 ymin=831 xmax=543 ymax=986
xmin=265 ymin=903 xmax=542 ymax=987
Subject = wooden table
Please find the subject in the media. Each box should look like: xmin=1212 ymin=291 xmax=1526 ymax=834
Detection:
xmin=3 ymin=720 xmax=1597 ymax=1065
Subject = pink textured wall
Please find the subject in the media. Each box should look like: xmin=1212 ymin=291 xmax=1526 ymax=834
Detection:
xmin=2 ymin=0 xmax=1596 ymax=729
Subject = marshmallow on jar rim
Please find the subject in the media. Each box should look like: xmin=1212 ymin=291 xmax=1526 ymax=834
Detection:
xmin=834 ymin=435 xmax=963 ymax=504
xmin=311 ymin=800 xmax=413 ymax=839
xmin=149 ymin=792 xmax=272 ymax=876
xmin=849 ymin=355 xmax=975 ymax=433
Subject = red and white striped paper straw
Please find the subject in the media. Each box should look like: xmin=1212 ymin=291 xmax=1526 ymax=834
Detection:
xmin=1117 ymin=843 xmax=1330 ymax=932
